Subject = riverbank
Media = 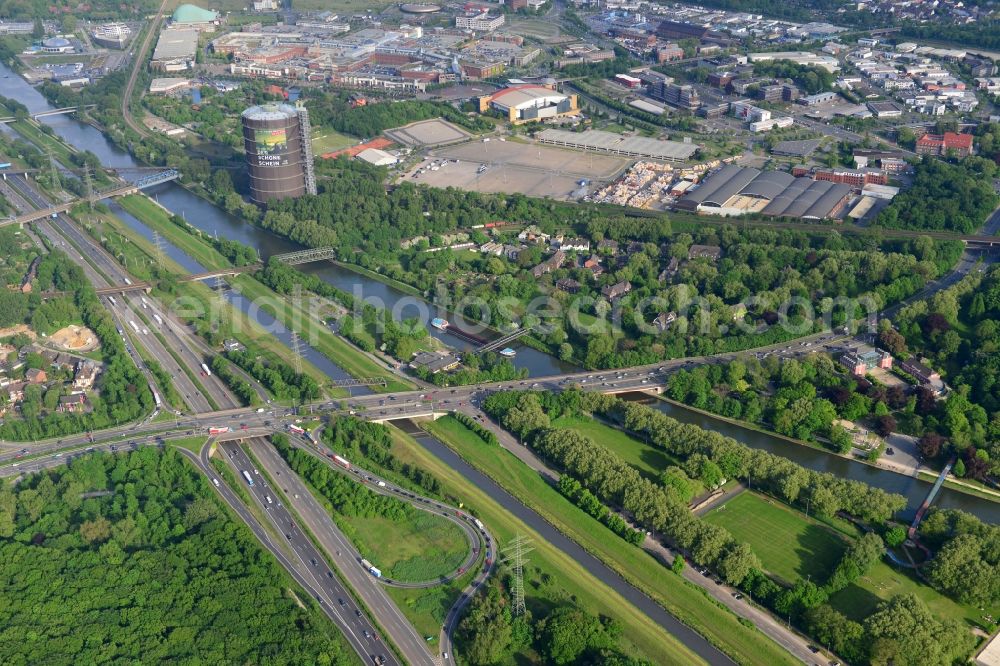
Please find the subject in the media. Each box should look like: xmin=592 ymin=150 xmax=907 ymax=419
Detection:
xmin=650 ymin=395 xmax=1000 ymax=508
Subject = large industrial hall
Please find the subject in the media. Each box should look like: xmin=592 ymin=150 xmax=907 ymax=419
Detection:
xmin=676 ymin=165 xmax=853 ymax=220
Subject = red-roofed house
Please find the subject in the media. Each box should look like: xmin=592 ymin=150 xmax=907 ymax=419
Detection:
xmin=915 ymin=132 xmax=974 ymax=157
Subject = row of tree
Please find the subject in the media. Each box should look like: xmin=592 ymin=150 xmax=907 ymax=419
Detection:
xmin=209 ymin=356 xmax=260 ymax=406
xmin=224 ymin=348 xmax=320 ymax=402
xmin=556 ymin=475 xmax=645 ymax=546
xmin=321 ymin=417 xmax=442 ymax=496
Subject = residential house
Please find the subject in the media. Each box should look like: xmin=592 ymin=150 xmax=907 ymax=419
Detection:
xmin=660 ymin=257 xmax=680 ymax=283
xmin=58 ymin=394 xmax=89 ymax=413
xmin=597 ymin=239 xmax=619 ymax=254
xmin=503 ymin=245 xmax=524 ymax=261
xmin=25 ymin=368 xmax=47 ymax=384
xmin=479 ymin=241 xmax=505 ymax=256
xmin=223 ymin=339 xmax=246 ymax=353
xmin=688 ymin=244 xmax=722 ymax=261
xmin=555 ymin=278 xmax=582 ymax=294
xmin=52 ymin=353 xmax=74 ymax=370
xmin=653 ymin=311 xmax=677 ymax=332
xmin=530 ymin=250 xmax=566 ymax=278
xmin=559 ymin=237 xmax=591 ymax=252
xmin=7 ymin=381 xmax=26 ymax=403
xmin=517 ymin=225 xmax=550 ymax=244
xmin=602 ymin=280 xmax=632 ymax=301
xmin=73 ymin=361 xmax=99 ymax=390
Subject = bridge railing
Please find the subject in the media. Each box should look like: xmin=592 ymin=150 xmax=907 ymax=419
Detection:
xmin=271 ymin=247 xmax=337 ymax=265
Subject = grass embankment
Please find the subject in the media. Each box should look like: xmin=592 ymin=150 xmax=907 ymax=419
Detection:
xmin=705 ymin=491 xmax=996 ymax=631
xmin=233 ymin=276 xmax=412 ymax=393
xmin=551 ymin=415 xmax=694 ymax=484
xmin=167 ymin=436 xmax=209 ymax=454
xmin=340 ymin=510 xmax=468 ymax=582
xmin=119 ymin=194 xmax=410 ymax=393
xmin=395 ymin=420 xmax=757 ymax=666
xmin=10 ymin=118 xmax=76 ymax=163
xmin=118 ymin=195 xmax=231 ymax=270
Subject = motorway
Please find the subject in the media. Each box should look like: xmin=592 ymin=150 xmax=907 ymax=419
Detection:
xmin=218 ymin=439 xmax=402 ymax=666
xmin=251 ymin=434 xmax=495 ymax=662
xmin=182 ymin=439 xmax=403 ymax=666
xmin=9 ymin=174 xmax=241 ymax=412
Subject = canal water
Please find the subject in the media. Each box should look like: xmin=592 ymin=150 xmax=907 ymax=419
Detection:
xmin=4 ymin=63 xmax=997 ymax=524
xmin=637 ymin=396 xmax=1000 ymax=524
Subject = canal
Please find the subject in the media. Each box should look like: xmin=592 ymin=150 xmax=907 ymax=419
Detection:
xmin=637 ymin=396 xmax=1000 ymax=524
xmin=3 ymin=63 xmax=997 ymax=525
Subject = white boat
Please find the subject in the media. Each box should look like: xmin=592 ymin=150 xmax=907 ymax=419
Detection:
xmin=431 ymin=317 xmax=449 ymax=330
xmin=499 ymin=347 xmax=516 ymax=358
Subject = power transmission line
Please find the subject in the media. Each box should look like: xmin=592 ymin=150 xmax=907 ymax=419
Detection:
xmin=289 ymin=329 xmax=303 ymax=376
xmin=502 ymin=534 xmax=533 ymax=617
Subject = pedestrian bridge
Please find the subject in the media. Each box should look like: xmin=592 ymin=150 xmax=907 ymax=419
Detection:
xmin=1 ymin=170 xmax=181 ymax=227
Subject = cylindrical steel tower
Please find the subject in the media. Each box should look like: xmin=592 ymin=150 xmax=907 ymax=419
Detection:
xmin=241 ymin=103 xmax=315 ymax=204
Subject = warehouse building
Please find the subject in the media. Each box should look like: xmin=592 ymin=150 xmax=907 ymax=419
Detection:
xmin=535 ymin=129 xmax=698 ymax=163
xmin=676 ymin=165 xmax=852 ymax=220
xmin=478 ymin=84 xmax=579 ymax=124
xmin=151 ymin=28 xmax=199 ymax=71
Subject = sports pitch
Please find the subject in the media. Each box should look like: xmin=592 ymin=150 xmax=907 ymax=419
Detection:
xmin=703 ymin=491 xmax=848 ymax=585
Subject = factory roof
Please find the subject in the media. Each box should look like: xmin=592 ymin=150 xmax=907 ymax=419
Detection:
xmin=535 ymin=129 xmax=698 ymax=162
xmin=684 ymin=165 xmax=851 ymax=219
xmin=771 ymin=138 xmax=822 ymax=157
xmin=152 ymin=28 xmax=199 ymax=61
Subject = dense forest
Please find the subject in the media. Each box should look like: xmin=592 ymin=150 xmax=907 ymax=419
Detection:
xmin=893 ymin=266 xmax=1000 ymax=474
xmin=873 ymin=156 xmax=999 ymax=233
xmin=0 ymin=448 xmax=353 ymax=664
